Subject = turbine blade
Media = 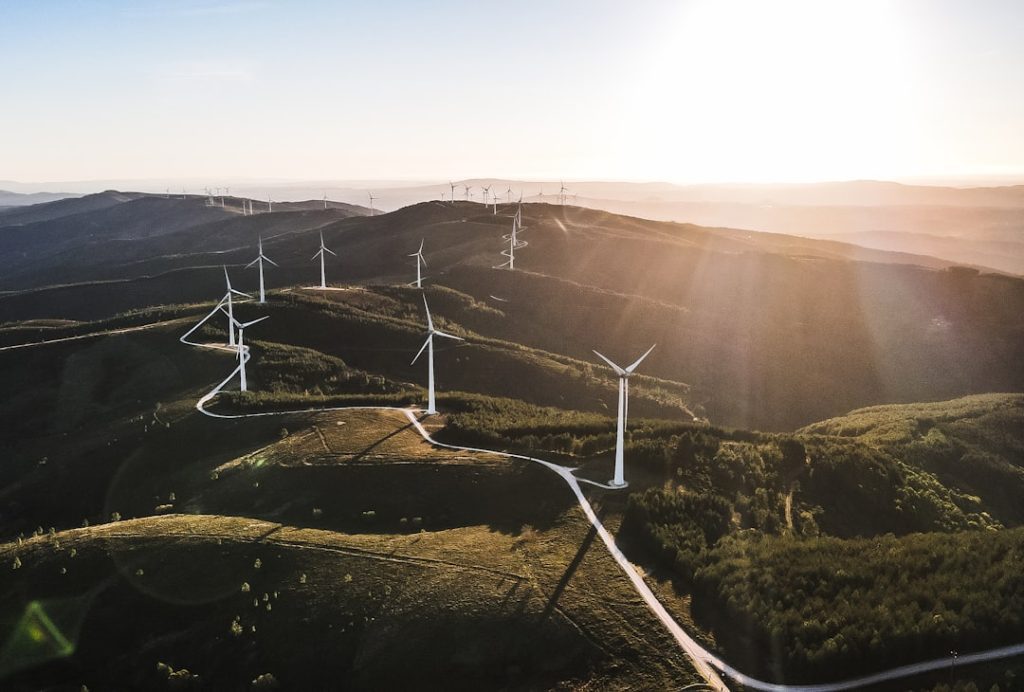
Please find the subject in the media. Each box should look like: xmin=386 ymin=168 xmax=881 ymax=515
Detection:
xmin=264 ymin=256 xmax=279 ymax=267
xmin=592 ymin=350 xmax=626 ymax=376
xmin=240 ymin=316 xmax=269 ymax=329
xmin=410 ymin=336 xmax=430 ymax=365
xmin=418 ymin=238 xmax=424 ymax=254
xmin=433 ymin=329 xmax=464 ymax=341
xmin=245 ymin=258 xmax=260 ymax=268
xmin=625 ymin=344 xmax=656 ymax=374
xmin=422 ymin=294 xmax=433 ymax=332
xmin=231 ymin=288 xmax=251 ymax=298
xmin=325 ymin=247 xmax=337 ymax=256
xmin=312 ymin=249 xmax=323 ymax=260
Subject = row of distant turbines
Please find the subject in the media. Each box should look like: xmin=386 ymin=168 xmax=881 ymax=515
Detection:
xmin=167 ymin=185 xmax=575 ymax=216
xmin=185 ymin=198 xmax=648 ymax=487
xmin=440 ymin=182 xmax=576 ymax=206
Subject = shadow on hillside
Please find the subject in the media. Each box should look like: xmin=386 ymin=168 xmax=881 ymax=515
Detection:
xmin=348 ymin=421 xmax=415 ymax=462
xmin=539 ymin=521 xmax=599 ymax=625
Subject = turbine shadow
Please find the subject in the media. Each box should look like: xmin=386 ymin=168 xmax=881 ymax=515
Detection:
xmin=348 ymin=421 xmax=416 ymax=462
xmin=539 ymin=520 xmax=600 ymax=624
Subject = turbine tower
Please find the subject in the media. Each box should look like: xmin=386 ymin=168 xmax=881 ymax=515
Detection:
xmin=368 ymin=192 xmax=376 ymax=216
xmin=312 ymin=231 xmax=337 ymax=289
xmin=221 ymin=266 xmax=251 ymax=347
xmin=231 ymin=315 xmax=269 ymax=392
xmin=408 ymin=239 xmax=427 ymax=288
xmin=411 ymin=295 xmax=463 ymax=415
xmin=267 ymin=195 xmax=273 ymax=213
xmin=497 ymin=215 xmax=526 ymax=271
xmin=322 ymin=192 xmax=328 ymax=210
xmin=448 ymin=181 xmax=457 ymax=203
xmin=246 ymin=236 xmax=278 ymax=303
xmin=592 ymin=345 xmax=656 ymax=487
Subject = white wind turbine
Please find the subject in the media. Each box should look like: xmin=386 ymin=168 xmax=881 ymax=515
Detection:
xmin=506 ymin=186 xmax=513 ymax=203
xmin=496 ymin=214 xmax=526 ymax=271
xmin=411 ymin=294 xmax=463 ymax=415
xmin=559 ymin=181 xmax=569 ymax=205
xmin=322 ymin=192 xmax=328 ymax=210
xmin=482 ymin=185 xmax=491 ymax=206
xmin=408 ymin=239 xmax=427 ymax=288
xmin=267 ymin=195 xmax=273 ymax=213
xmin=312 ymin=231 xmax=336 ymax=288
xmin=221 ymin=266 xmax=251 ymax=347
xmin=464 ymin=184 xmax=472 ymax=201
xmin=592 ymin=345 xmax=656 ymax=487
xmin=448 ymin=181 xmax=457 ymax=203
xmin=246 ymin=236 xmax=278 ymax=303
xmin=368 ymin=192 xmax=376 ymax=216
xmin=227 ymin=315 xmax=269 ymax=392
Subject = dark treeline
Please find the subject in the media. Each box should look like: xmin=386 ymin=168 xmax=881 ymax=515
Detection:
xmin=692 ymin=529 xmax=1024 ymax=683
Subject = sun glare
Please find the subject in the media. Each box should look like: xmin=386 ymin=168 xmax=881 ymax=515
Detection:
xmin=615 ymin=0 xmax=918 ymax=183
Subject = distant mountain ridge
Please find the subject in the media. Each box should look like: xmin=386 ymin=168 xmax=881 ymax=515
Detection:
xmin=0 ymin=189 xmax=79 ymax=207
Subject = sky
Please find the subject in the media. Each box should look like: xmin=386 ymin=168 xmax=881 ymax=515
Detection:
xmin=2 ymin=0 xmax=1023 ymax=185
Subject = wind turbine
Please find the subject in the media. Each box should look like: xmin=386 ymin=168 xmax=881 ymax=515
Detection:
xmin=368 ymin=192 xmax=376 ymax=216
xmin=408 ymin=239 xmax=427 ymax=288
xmin=497 ymin=215 xmax=526 ymax=270
xmin=221 ymin=266 xmax=251 ymax=347
xmin=312 ymin=231 xmax=336 ymax=288
xmin=411 ymin=294 xmax=463 ymax=415
xmin=322 ymin=192 xmax=328 ymax=210
xmin=592 ymin=345 xmax=656 ymax=488
xmin=559 ymin=181 xmax=569 ymax=205
xmin=482 ymin=185 xmax=491 ymax=206
xmin=246 ymin=236 xmax=278 ymax=303
xmin=229 ymin=315 xmax=269 ymax=392
xmin=448 ymin=181 xmax=457 ymax=203
xmin=267 ymin=195 xmax=273 ymax=213
xmin=464 ymin=184 xmax=472 ymax=201
xmin=506 ymin=186 xmax=513 ymax=203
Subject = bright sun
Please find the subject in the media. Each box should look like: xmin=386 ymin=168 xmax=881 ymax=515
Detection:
xmin=613 ymin=0 xmax=919 ymax=183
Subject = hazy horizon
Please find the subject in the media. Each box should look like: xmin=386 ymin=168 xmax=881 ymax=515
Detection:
xmin=3 ymin=0 xmax=1024 ymax=185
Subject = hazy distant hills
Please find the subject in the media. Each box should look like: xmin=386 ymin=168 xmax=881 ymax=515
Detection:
xmin=0 ymin=194 xmax=1021 ymax=430
xmin=0 ymin=189 xmax=78 ymax=208
xmin=237 ymin=179 xmax=1024 ymax=276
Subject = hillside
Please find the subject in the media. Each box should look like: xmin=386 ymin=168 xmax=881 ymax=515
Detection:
xmin=0 ymin=243 xmax=1020 ymax=689
xmin=0 ymin=198 xmax=1022 ymax=431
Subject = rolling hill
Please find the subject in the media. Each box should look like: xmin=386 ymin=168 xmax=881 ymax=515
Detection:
xmin=1 ymin=196 xmax=1022 ymax=431
xmin=0 ymin=191 xmax=1022 ymax=689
